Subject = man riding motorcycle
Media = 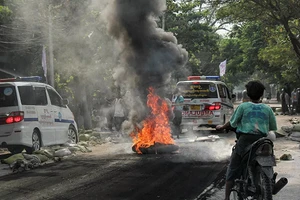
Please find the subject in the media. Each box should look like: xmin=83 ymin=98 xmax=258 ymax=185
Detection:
xmin=216 ymin=80 xmax=277 ymax=200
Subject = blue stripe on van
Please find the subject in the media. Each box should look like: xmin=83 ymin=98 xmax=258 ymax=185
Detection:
xmin=24 ymin=118 xmax=39 ymax=122
xmin=54 ymin=119 xmax=74 ymax=123
xmin=24 ymin=118 xmax=74 ymax=123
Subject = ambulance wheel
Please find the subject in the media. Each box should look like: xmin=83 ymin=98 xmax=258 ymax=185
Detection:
xmin=8 ymin=146 xmax=24 ymax=154
xmin=25 ymin=129 xmax=41 ymax=154
xmin=68 ymin=126 xmax=78 ymax=144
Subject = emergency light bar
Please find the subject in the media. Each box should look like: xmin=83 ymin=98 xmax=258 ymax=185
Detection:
xmin=0 ymin=76 xmax=42 ymax=82
xmin=187 ymin=76 xmax=220 ymax=81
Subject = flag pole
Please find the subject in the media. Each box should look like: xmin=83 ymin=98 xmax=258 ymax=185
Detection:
xmin=42 ymin=45 xmax=48 ymax=84
xmin=48 ymin=5 xmax=54 ymax=87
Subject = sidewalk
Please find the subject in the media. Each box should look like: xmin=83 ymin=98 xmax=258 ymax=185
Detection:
xmin=272 ymin=137 xmax=300 ymax=199
xmin=271 ymin=114 xmax=300 ymax=199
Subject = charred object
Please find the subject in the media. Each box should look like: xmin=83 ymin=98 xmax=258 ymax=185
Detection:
xmin=132 ymin=142 xmax=179 ymax=154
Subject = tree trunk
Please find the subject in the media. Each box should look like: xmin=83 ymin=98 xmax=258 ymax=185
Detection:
xmin=73 ymin=77 xmax=92 ymax=130
xmin=281 ymin=18 xmax=300 ymax=78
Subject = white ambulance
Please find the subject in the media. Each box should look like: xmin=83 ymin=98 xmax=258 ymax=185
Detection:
xmin=0 ymin=76 xmax=78 ymax=154
xmin=172 ymin=76 xmax=235 ymax=132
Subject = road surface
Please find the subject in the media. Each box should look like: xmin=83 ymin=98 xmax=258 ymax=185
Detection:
xmin=0 ymin=135 xmax=232 ymax=200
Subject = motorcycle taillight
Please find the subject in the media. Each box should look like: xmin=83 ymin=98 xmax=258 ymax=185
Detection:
xmin=256 ymin=143 xmax=273 ymax=156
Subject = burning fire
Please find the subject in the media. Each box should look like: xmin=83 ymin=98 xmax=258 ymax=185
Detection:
xmin=131 ymin=87 xmax=175 ymax=154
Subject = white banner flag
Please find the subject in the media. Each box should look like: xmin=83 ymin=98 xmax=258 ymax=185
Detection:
xmin=42 ymin=46 xmax=47 ymax=78
xmin=219 ymin=59 xmax=227 ymax=76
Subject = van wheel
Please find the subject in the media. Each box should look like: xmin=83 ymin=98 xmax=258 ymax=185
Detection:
xmin=25 ymin=129 xmax=41 ymax=154
xmin=68 ymin=126 xmax=78 ymax=144
xmin=8 ymin=146 xmax=24 ymax=154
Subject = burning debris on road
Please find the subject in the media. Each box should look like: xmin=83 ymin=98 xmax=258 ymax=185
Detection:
xmin=130 ymin=88 xmax=179 ymax=154
xmin=132 ymin=142 xmax=179 ymax=154
xmin=104 ymin=0 xmax=188 ymax=154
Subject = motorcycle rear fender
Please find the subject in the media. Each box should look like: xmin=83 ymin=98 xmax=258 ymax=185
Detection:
xmin=260 ymin=166 xmax=274 ymax=179
xmin=255 ymin=155 xmax=276 ymax=167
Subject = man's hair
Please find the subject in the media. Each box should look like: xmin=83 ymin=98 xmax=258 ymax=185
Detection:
xmin=245 ymin=80 xmax=265 ymax=101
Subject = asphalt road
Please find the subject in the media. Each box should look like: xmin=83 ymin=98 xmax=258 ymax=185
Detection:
xmin=0 ymin=137 xmax=230 ymax=200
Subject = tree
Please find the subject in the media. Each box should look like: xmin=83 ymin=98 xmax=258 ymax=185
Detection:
xmin=215 ymin=0 xmax=300 ymax=83
xmin=0 ymin=0 xmax=116 ymax=130
xmin=258 ymin=26 xmax=299 ymax=86
xmin=164 ymin=0 xmax=221 ymax=79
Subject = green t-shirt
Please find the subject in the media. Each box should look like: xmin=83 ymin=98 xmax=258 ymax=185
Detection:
xmin=174 ymin=95 xmax=184 ymax=111
xmin=230 ymin=102 xmax=277 ymax=136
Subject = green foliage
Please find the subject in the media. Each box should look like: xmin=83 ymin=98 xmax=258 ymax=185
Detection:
xmin=4 ymin=0 xmax=300 ymax=105
xmin=258 ymin=26 xmax=300 ymax=86
xmin=165 ymin=0 xmax=221 ymax=77
xmin=0 ymin=5 xmax=12 ymax=23
xmin=214 ymin=0 xmax=300 ymax=86
xmin=55 ymin=74 xmax=74 ymax=99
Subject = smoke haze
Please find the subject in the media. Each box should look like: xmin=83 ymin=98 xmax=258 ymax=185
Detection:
xmin=175 ymin=140 xmax=232 ymax=162
xmin=103 ymin=0 xmax=188 ymax=116
xmin=6 ymin=0 xmax=189 ymax=131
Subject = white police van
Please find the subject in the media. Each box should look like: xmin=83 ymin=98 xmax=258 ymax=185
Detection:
xmin=0 ymin=76 xmax=78 ymax=154
xmin=172 ymin=76 xmax=235 ymax=132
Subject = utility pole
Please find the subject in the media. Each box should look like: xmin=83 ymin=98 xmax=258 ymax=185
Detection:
xmin=48 ymin=5 xmax=55 ymax=87
xmin=162 ymin=13 xmax=165 ymax=30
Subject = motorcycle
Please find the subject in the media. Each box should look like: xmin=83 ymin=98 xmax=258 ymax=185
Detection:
xmin=226 ymin=129 xmax=288 ymax=200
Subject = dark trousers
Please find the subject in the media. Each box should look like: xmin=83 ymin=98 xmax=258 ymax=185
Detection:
xmin=113 ymin=117 xmax=125 ymax=132
xmin=172 ymin=110 xmax=182 ymax=138
xmin=106 ymin=108 xmax=114 ymax=131
xmin=292 ymin=102 xmax=298 ymax=113
xmin=281 ymin=103 xmax=289 ymax=114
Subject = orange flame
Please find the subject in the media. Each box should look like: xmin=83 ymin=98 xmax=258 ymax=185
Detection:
xmin=131 ymin=87 xmax=175 ymax=154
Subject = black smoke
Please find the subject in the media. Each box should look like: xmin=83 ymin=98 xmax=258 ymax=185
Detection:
xmin=104 ymin=0 xmax=188 ymax=120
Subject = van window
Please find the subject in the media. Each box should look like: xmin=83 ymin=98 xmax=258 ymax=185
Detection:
xmin=217 ymin=84 xmax=230 ymax=98
xmin=177 ymin=82 xmax=218 ymax=98
xmin=47 ymin=88 xmax=64 ymax=107
xmin=18 ymin=86 xmax=47 ymax=105
xmin=34 ymin=87 xmax=48 ymax=105
xmin=0 ymin=85 xmax=17 ymax=107
xmin=19 ymin=86 xmax=34 ymax=105
xmin=217 ymin=84 xmax=225 ymax=98
xmin=224 ymin=85 xmax=231 ymax=99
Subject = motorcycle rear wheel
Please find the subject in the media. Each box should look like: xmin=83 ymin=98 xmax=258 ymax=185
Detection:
xmin=255 ymin=166 xmax=273 ymax=200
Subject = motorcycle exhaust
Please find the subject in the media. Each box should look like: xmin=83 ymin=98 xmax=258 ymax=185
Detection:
xmin=273 ymin=177 xmax=288 ymax=195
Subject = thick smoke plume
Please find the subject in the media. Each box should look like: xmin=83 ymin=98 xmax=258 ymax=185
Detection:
xmin=104 ymin=0 xmax=188 ymax=118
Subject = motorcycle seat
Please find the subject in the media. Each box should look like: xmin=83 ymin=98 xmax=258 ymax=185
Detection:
xmin=242 ymin=137 xmax=274 ymax=158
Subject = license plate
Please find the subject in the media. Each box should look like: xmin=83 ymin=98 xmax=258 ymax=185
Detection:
xmin=190 ymin=105 xmax=201 ymax=110
xmin=182 ymin=110 xmax=213 ymax=117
